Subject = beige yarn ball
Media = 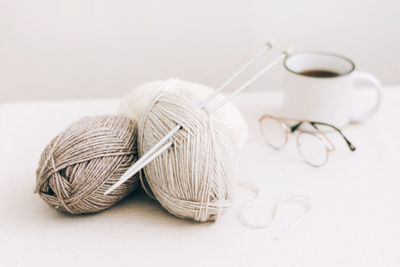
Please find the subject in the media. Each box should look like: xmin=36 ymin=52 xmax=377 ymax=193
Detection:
xmin=138 ymin=92 xmax=234 ymax=222
xmin=118 ymin=79 xmax=248 ymax=153
xmin=35 ymin=115 xmax=139 ymax=214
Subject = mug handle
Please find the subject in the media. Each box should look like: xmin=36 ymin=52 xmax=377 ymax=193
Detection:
xmin=350 ymin=71 xmax=382 ymax=124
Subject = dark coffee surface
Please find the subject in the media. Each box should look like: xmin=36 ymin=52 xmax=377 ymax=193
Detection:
xmin=300 ymin=69 xmax=340 ymax=78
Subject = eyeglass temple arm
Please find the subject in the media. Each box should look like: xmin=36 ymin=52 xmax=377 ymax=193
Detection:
xmin=290 ymin=122 xmax=303 ymax=132
xmin=310 ymin=122 xmax=356 ymax=151
xmin=291 ymin=122 xmax=336 ymax=152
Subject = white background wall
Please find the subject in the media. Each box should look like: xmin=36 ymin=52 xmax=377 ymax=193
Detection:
xmin=0 ymin=0 xmax=399 ymax=102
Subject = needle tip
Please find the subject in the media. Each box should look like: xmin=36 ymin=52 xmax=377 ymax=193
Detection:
xmin=104 ymin=188 xmax=112 ymax=196
xmin=104 ymin=179 xmax=124 ymax=195
xmin=265 ymin=40 xmax=277 ymax=48
xmin=283 ymin=47 xmax=295 ymax=56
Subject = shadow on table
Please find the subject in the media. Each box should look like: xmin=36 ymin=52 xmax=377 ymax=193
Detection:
xmin=45 ymin=186 xmax=214 ymax=228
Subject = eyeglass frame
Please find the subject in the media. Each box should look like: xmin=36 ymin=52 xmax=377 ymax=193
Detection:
xmin=258 ymin=114 xmax=356 ymax=167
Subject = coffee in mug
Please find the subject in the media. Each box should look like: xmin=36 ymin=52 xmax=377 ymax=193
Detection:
xmin=300 ymin=69 xmax=340 ymax=78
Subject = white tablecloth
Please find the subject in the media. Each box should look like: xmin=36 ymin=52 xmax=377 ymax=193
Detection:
xmin=0 ymin=89 xmax=399 ymax=267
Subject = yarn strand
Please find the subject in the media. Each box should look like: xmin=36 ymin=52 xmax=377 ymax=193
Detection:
xmin=237 ymin=180 xmax=312 ymax=240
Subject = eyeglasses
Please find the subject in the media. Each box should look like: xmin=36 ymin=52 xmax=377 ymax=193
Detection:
xmin=259 ymin=115 xmax=356 ymax=167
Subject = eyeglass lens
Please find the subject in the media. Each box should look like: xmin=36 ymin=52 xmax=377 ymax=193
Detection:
xmin=297 ymin=132 xmax=328 ymax=167
xmin=260 ymin=117 xmax=287 ymax=149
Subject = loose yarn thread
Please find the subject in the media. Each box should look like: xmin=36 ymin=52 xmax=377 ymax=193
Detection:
xmin=35 ymin=115 xmax=139 ymax=214
xmin=138 ymin=92 xmax=234 ymax=222
xmin=238 ymin=180 xmax=312 ymax=240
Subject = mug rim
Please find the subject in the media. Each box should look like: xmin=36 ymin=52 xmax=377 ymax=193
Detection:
xmin=284 ymin=51 xmax=356 ymax=78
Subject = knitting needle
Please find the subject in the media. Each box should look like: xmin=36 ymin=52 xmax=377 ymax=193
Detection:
xmin=105 ymin=47 xmax=292 ymax=196
xmin=199 ymin=40 xmax=276 ymax=109
xmin=209 ymin=47 xmax=292 ymax=113
xmin=105 ymin=42 xmax=275 ymax=195
xmin=137 ymin=48 xmax=292 ymax=171
xmin=104 ymin=45 xmax=289 ymax=196
xmin=134 ymin=41 xmax=276 ymax=162
xmin=105 ymin=42 xmax=276 ymax=195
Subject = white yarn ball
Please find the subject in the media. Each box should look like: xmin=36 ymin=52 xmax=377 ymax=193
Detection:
xmin=118 ymin=79 xmax=248 ymax=153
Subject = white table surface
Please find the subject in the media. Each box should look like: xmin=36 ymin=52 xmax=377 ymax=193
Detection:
xmin=0 ymin=88 xmax=399 ymax=267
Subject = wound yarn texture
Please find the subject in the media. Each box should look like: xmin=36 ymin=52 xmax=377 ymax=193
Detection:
xmin=118 ymin=79 xmax=248 ymax=153
xmin=138 ymin=92 xmax=234 ymax=222
xmin=35 ymin=115 xmax=139 ymax=214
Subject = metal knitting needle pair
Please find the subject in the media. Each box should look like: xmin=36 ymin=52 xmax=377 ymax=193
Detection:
xmin=105 ymin=40 xmax=293 ymax=195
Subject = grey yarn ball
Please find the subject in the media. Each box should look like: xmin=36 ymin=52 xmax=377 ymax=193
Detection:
xmin=35 ymin=115 xmax=139 ymax=214
xmin=138 ymin=92 xmax=234 ymax=222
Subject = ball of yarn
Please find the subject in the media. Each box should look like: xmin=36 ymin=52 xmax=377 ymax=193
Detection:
xmin=118 ymin=79 xmax=248 ymax=153
xmin=138 ymin=92 xmax=234 ymax=222
xmin=35 ymin=115 xmax=139 ymax=214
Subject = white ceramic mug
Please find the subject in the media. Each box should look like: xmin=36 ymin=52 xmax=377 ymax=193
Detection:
xmin=281 ymin=52 xmax=382 ymax=127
